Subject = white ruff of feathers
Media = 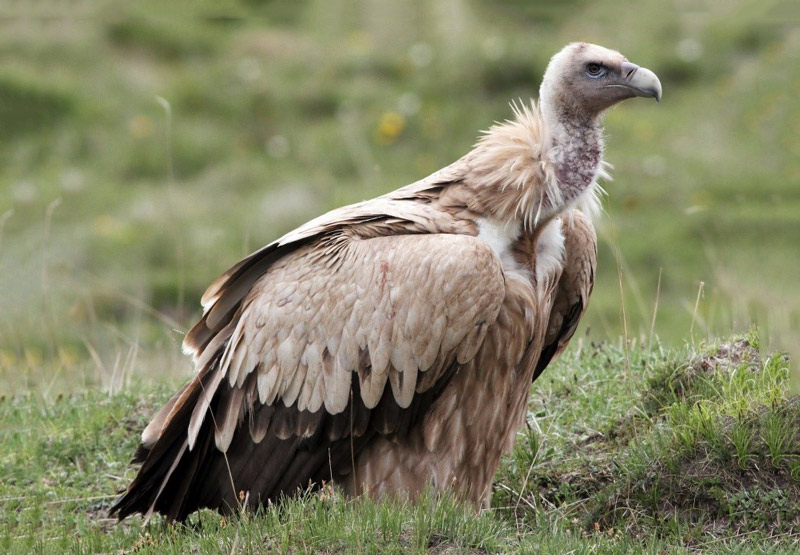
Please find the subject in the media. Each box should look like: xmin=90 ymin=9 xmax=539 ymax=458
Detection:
xmin=468 ymin=99 xmax=607 ymax=231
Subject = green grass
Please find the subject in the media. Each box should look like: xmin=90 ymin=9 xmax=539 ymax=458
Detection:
xmin=2 ymin=330 xmax=799 ymax=553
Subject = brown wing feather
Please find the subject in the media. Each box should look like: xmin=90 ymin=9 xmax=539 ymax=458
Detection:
xmin=533 ymin=209 xmax=596 ymax=382
xmin=183 ymin=181 xmax=470 ymax=362
xmin=111 ymin=224 xmax=504 ymax=521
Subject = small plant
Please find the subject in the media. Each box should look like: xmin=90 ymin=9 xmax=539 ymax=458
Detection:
xmin=725 ymin=419 xmax=755 ymax=470
xmin=762 ymin=407 xmax=791 ymax=468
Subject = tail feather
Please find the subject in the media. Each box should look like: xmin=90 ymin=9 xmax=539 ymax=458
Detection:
xmin=110 ymin=363 xmax=354 ymax=521
xmin=110 ymin=362 xmax=219 ymax=520
xmin=111 ymin=352 xmax=458 ymax=521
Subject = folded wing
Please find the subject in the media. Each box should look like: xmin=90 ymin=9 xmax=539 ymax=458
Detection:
xmin=534 ymin=210 xmax=596 ymax=381
xmin=111 ymin=224 xmax=505 ymax=521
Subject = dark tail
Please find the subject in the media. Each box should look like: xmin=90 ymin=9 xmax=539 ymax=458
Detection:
xmin=109 ymin=360 xmax=379 ymax=522
xmin=110 ymin=362 xmax=224 ymax=521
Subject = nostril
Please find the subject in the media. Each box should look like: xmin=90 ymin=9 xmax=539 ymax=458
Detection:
xmin=620 ymin=62 xmax=640 ymax=80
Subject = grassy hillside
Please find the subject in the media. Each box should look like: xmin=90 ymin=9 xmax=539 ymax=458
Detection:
xmin=0 ymin=0 xmax=798 ymax=392
xmin=2 ymin=330 xmax=799 ymax=553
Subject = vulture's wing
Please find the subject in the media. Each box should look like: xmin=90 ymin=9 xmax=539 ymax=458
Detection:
xmin=183 ymin=163 xmax=468 ymax=361
xmin=111 ymin=220 xmax=505 ymax=521
xmin=533 ymin=210 xmax=596 ymax=381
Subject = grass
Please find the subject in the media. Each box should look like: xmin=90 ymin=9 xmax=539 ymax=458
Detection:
xmin=2 ymin=329 xmax=799 ymax=553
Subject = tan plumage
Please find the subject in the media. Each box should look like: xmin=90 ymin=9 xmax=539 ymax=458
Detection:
xmin=111 ymin=43 xmax=661 ymax=521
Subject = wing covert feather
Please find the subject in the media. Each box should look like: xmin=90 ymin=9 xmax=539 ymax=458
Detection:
xmin=212 ymin=232 xmax=504 ymax=450
xmin=186 ymin=168 xmax=470 ymax=360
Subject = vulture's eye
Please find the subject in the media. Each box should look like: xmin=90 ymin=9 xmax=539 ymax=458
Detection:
xmin=585 ymin=63 xmax=606 ymax=78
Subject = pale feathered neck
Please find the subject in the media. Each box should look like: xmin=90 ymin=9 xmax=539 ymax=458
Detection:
xmin=466 ymin=100 xmax=606 ymax=231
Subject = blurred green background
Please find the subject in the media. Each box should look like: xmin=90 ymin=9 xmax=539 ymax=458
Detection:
xmin=0 ymin=0 xmax=798 ymax=392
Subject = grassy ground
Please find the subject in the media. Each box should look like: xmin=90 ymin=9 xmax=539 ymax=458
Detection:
xmin=2 ymin=330 xmax=799 ymax=553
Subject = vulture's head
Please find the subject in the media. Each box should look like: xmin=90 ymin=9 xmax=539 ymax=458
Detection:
xmin=539 ymin=42 xmax=662 ymax=122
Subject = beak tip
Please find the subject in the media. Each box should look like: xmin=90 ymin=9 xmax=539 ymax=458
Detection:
xmin=625 ymin=64 xmax=662 ymax=104
xmin=654 ymin=83 xmax=663 ymax=103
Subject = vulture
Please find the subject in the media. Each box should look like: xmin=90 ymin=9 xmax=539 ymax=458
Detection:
xmin=111 ymin=42 xmax=661 ymax=522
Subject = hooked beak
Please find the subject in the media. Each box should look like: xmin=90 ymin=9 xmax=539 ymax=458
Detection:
xmin=617 ymin=61 xmax=662 ymax=102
